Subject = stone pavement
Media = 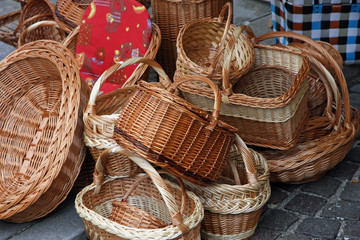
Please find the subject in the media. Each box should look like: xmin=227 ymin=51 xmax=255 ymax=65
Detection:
xmin=0 ymin=0 xmax=360 ymax=239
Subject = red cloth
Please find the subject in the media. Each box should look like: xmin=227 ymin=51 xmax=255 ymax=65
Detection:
xmin=75 ymin=0 xmax=151 ymax=95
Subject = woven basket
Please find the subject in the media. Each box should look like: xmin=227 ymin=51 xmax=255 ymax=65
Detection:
xmin=176 ymin=30 xmax=310 ymax=150
xmin=75 ymin=147 xmax=204 ymax=239
xmin=176 ymin=4 xmax=254 ymax=87
xmin=112 ymin=61 xmax=237 ymax=185
xmin=55 ymin=0 xmax=92 ymax=33
xmin=167 ymin=135 xmax=271 ymax=239
xmin=254 ymin=31 xmax=360 ymax=184
xmin=0 ymin=40 xmax=88 ymax=222
xmin=0 ymin=10 xmax=21 ymax=47
xmin=151 ymin=0 xmax=232 ymax=78
xmin=83 ymin=34 xmax=165 ymax=176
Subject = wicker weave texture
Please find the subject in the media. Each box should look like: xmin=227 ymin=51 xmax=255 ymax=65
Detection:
xmin=254 ymin=31 xmax=360 ymax=183
xmin=151 ymin=0 xmax=232 ymax=78
xmin=0 ymin=40 xmax=87 ymax=222
xmin=0 ymin=10 xmax=21 ymax=47
xmin=112 ymin=69 xmax=237 ymax=185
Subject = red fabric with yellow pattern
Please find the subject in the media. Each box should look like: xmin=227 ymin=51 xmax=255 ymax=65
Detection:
xmin=75 ymin=0 xmax=151 ymax=95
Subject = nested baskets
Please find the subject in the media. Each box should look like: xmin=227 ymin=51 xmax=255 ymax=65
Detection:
xmin=170 ymin=135 xmax=270 ymax=239
xmin=151 ymin=0 xmax=232 ymax=78
xmin=75 ymin=147 xmax=204 ymax=239
xmin=112 ymin=62 xmax=237 ymax=185
xmin=55 ymin=0 xmax=92 ymax=33
xmin=254 ymin=31 xmax=360 ymax=184
xmin=177 ymin=30 xmax=310 ymax=150
xmin=176 ymin=3 xmax=254 ymax=86
xmin=0 ymin=40 xmax=88 ymax=222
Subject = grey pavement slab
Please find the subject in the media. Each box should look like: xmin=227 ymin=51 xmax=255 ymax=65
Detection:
xmin=321 ymin=201 xmax=360 ymax=220
xmin=258 ymin=209 xmax=299 ymax=231
xmin=343 ymin=221 xmax=360 ymax=239
xmin=300 ymin=176 xmax=341 ymax=198
xmin=284 ymin=193 xmax=327 ymax=216
xmin=295 ymin=218 xmax=341 ymax=239
xmin=340 ymin=181 xmax=360 ymax=202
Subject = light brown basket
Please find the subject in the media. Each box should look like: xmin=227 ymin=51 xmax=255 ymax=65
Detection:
xmin=83 ymin=25 xmax=164 ymax=176
xmin=176 ymin=4 xmax=254 ymax=87
xmin=112 ymin=58 xmax=237 ymax=185
xmin=167 ymin=135 xmax=271 ymax=240
xmin=176 ymin=29 xmax=310 ymax=150
xmin=0 ymin=40 xmax=88 ymax=222
xmin=75 ymin=147 xmax=204 ymax=239
xmin=254 ymin=31 xmax=360 ymax=184
xmin=151 ymin=0 xmax=232 ymax=78
xmin=55 ymin=0 xmax=92 ymax=33
xmin=0 ymin=10 xmax=21 ymax=47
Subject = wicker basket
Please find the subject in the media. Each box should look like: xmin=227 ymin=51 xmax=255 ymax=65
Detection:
xmin=254 ymin=31 xmax=360 ymax=183
xmin=83 ymin=26 xmax=164 ymax=176
xmin=176 ymin=32 xmax=310 ymax=150
xmin=176 ymin=4 xmax=254 ymax=87
xmin=0 ymin=10 xmax=21 ymax=47
xmin=0 ymin=40 xmax=88 ymax=222
xmin=167 ymin=135 xmax=271 ymax=239
xmin=55 ymin=0 xmax=92 ymax=33
xmin=112 ymin=60 xmax=237 ymax=185
xmin=75 ymin=147 xmax=204 ymax=239
xmin=151 ymin=0 xmax=232 ymax=78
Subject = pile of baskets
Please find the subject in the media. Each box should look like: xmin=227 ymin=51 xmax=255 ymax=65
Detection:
xmin=0 ymin=0 xmax=359 ymax=240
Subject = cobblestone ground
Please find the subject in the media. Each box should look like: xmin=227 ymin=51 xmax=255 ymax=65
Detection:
xmin=0 ymin=0 xmax=360 ymax=239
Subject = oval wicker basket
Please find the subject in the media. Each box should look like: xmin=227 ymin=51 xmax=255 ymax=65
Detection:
xmin=167 ymin=135 xmax=271 ymax=240
xmin=176 ymin=28 xmax=311 ymax=150
xmin=151 ymin=0 xmax=232 ymax=78
xmin=176 ymin=3 xmax=254 ymax=87
xmin=0 ymin=40 xmax=88 ymax=222
xmin=112 ymin=59 xmax=237 ymax=185
xmin=75 ymin=147 xmax=204 ymax=239
xmin=254 ymin=31 xmax=360 ymax=184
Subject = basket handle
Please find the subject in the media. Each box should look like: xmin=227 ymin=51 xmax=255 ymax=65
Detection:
xmin=88 ymin=57 xmax=171 ymax=107
xmin=167 ymin=75 xmax=222 ymax=130
xmin=221 ymin=25 xmax=249 ymax=97
xmin=62 ymin=25 xmax=79 ymax=49
xmin=207 ymin=2 xmax=233 ymax=76
xmin=254 ymin=31 xmax=351 ymax=126
xmin=18 ymin=20 xmax=66 ymax=46
xmin=121 ymin=170 xmax=188 ymax=217
xmin=13 ymin=13 xmax=53 ymax=36
xmin=93 ymin=146 xmax=189 ymax=234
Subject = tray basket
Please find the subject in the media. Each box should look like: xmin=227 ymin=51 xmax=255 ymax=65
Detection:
xmin=55 ymin=0 xmax=92 ymax=33
xmin=0 ymin=40 xmax=88 ymax=222
xmin=151 ymin=0 xmax=232 ymax=78
xmin=176 ymin=3 xmax=254 ymax=87
xmin=168 ymin=135 xmax=271 ymax=239
xmin=254 ymin=31 xmax=360 ymax=184
xmin=83 ymin=26 xmax=164 ymax=176
xmin=176 ymin=28 xmax=310 ymax=150
xmin=0 ymin=10 xmax=21 ymax=47
xmin=75 ymin=147 xmax=204 ymax=239
xmin=112 ymin=60 xmax=237 ymax=185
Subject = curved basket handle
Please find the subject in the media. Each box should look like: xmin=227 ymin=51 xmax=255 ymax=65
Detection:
xmin=121 ymin=170 xmax=187 ymax=217
xmin=167 ymin=75 xmax=222 ymax=130
xmin=207 ymin=2 xmax=233 ymax=76
xmin=254 ymin=31 xmax=351 ymax=126
xmin=88 ymin=57 xmax=171 ymax=107
xmin=93 ymin=146 xmax=189 ymax=234
xmin=13 ymin=13 xmax=53 ymax=36
xmin=222 ymin=25 xmax=248 ymax=97
xmin=62 ymin=24 xmax=79 ymax=49
xmin=18 ymin=20 xmax=66 ymax=46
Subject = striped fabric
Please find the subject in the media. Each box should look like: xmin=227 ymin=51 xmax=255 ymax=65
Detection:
xmin=271 ymin=0 xmax=360 ymax=64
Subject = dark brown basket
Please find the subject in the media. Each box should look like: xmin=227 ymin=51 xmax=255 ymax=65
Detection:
xmin=112 ymin=58 xmax=237 ymax=185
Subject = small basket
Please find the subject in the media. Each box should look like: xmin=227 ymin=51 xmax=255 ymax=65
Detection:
xmin=176 ymin=3 xmax=254 ymax=87
xmin=254 ymin=31 xmax=360 ymax=183
xmin=0 ymin=40 xmax=88 ymax=222
xmin=55 ymin=0 xmax=92 ymax=33
xmin=176 ymin=27 xmax=310 ymax=150
xmin=0 ymin=10 xmax=21 ymax=47
xmin=167 ymin=135 xmax=271 ymax=239
xmin=112 ymin=58 xmax=237 ymax=185
xmin=151 ymin=0 xmax=232 ymax=78
xmin=75 ymin=147 xmax=204 ymax=239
